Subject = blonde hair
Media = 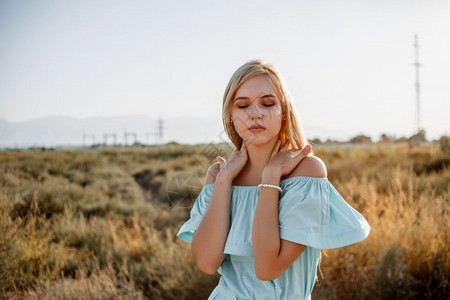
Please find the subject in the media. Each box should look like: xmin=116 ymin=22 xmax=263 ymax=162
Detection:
xmin=222 ymin=59 xmax=312 ymax=152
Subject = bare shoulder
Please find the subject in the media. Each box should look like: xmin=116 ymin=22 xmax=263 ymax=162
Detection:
xmin=287 ymin=154 xmax=327 ymax=178
xmin=204 ymin=162 xmax=220 ymax=185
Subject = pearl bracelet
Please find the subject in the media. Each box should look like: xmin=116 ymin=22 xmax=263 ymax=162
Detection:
xmin=258 ymin=183 xmax=282 ymax=192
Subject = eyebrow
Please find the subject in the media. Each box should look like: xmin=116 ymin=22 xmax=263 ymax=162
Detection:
xmin=234 ymin=94 xmax=277 ymax=102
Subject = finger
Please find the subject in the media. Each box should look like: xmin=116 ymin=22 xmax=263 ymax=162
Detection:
xmin=241 ymin=141 xmax=248 ymax=155
xmin=238 ymin=142 xmax=246 ymax=155
xmin=270 ymin=140 xmax=281 ymax=159
xmin=227 ymin=149 xmax=237 ymax=161
xmin=294 ymin=144 xmax=311 ymax=157
xmin=216 ymin=156 xmax=226 ymax=165
xmin=280 ymin=139 xmax=289 ymax=152
xmin=303 ymin=144 xmax=312 ymax=154
xmin=241 ymin=141 xmax=246 ymax=151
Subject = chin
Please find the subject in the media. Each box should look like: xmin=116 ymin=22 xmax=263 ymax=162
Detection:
xmin=243 ymin=135 xmax=275 ymax=147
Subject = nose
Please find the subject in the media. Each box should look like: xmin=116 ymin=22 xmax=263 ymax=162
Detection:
xmin=248 ymin=105 xmax=263 ymax=119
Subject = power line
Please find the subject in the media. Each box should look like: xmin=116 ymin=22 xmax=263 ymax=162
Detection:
xmin=124 ymin=131 xmax=137 ymax=146
xmin=103 ymin=133 xmax=117 ymax=146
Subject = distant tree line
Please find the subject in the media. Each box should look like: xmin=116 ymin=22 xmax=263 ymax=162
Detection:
xmin=310 ymin=129 xmax=447 ymax=146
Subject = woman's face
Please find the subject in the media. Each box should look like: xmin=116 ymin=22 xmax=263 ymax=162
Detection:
xmin=230 ymin=75 xmax=284 ymax=146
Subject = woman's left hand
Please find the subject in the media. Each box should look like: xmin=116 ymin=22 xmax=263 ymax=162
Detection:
xmin=264 ymin=139 xmax=312 ymax=177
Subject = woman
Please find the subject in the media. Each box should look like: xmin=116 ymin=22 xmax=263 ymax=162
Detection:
xmin=177 ymin=59 xmax=370 ymax=299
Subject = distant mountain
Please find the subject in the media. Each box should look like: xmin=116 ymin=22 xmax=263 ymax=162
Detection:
xmin=0 ymin=115 xmax=350 ymax=148
xmin=0 ymin=115 xmax=226 ymax=148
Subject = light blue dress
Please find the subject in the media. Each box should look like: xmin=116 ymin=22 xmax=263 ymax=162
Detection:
xmin=177 ymin=176 xmax=371 ymax=300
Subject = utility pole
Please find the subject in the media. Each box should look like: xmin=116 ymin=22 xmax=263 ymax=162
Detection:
xmin=157 ymin=115 xmax=164 ymax=144
xmin=103 ymin=133 xmax=117 ymax=146
xmin=124 ymin=131 xmax=137 ymax=146
xmin=413 ymin=33 xmax=423 ymax=133
xmin=145 ymin=116 xmax=164 ymax=145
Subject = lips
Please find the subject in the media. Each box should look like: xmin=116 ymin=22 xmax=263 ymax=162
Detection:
xmin=248 ymin=124 xmax=266 ymax=130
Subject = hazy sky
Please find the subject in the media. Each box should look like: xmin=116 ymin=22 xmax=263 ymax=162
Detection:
xmin=1 ymin=0 xmax=449 ymax=141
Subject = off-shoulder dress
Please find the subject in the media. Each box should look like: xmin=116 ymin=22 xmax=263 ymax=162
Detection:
xmin=177 ymin=176 xmax=371 ymax=300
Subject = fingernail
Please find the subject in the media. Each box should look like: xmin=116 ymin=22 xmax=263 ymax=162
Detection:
xmin=305 ymin=145 xmax=311 ymax=151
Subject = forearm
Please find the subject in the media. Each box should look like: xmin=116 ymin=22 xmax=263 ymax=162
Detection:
xmin=192 ymin=172 xmax=232 ymax=273
xmin=252 ymin=169 xmax=282 ymax=266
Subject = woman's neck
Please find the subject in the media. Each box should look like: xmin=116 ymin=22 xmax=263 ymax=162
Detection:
xmin=234 ymin=139 xmax=278 ymax=184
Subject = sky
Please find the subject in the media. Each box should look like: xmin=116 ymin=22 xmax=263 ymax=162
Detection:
xmin=1 ymin=0 xmax=449 ymax=142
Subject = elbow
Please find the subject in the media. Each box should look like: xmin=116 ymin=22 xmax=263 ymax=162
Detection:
xmin=256 ymin=271 xmax=278 ymax=281
xmin=196 ymin=260 xmax=218 ymax=275
xmin=192 ymin=245 xmax=218 ymax=275
xmin=191 ymin=245 xmax=217 ymax=275
xmin=255 ymin=266 xmax=280 ymax=281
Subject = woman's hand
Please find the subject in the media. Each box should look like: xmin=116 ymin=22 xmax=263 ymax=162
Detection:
xmin=264 ymin=139 xmax=312 ymax=177
xmin=216 ymin=141 xmax=248 ymax=180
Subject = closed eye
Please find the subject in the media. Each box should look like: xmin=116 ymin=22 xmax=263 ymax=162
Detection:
xmin=238 ymin=104 xmax=274 ymax=109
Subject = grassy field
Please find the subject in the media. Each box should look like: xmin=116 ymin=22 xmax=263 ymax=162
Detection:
xmin=0 ymin=141 xmax=448 ymax=299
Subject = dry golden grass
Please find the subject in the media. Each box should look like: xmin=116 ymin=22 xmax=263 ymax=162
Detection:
xmin=0 ymin=141 xmax=448 ymax=299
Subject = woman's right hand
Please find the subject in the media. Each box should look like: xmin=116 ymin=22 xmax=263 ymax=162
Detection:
xmin=216 ymin=141 xmax=248 ymax=180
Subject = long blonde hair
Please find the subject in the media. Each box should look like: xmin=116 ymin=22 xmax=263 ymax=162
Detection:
xmin=222 ymin=59 xmax=312 ymax=152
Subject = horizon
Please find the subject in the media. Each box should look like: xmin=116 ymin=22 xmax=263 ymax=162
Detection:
xmin=0 ymin=113 xmax=442 ymax=150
